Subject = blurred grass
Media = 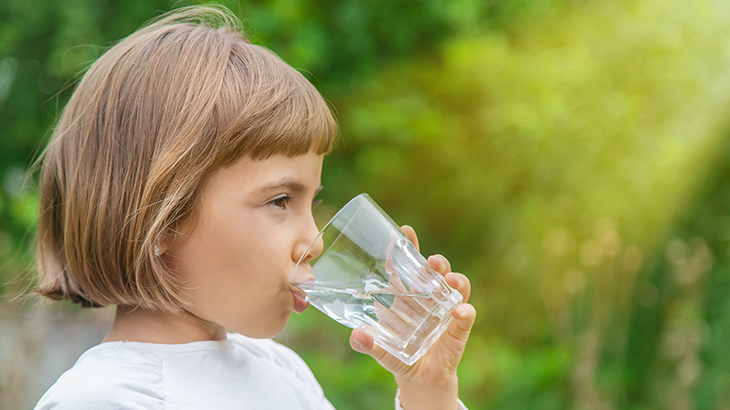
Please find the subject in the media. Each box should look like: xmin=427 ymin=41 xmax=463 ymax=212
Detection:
xmin=3 ymin=0 xmax=730 ymax=409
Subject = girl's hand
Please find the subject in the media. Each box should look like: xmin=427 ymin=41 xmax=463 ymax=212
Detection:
xmin=349 ymin=225 xmax=476 ymax=410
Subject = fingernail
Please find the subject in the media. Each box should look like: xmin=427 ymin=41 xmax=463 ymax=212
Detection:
xmin=351 ymin=339 xmax=363 ymax=351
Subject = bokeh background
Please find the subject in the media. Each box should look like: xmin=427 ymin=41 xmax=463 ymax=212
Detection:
xmin=2 ymin=0 xmax=730 ymax=409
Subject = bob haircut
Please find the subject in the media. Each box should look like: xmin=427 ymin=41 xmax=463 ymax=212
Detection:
xmin=35 ymin=6 xmax=337 ymax=312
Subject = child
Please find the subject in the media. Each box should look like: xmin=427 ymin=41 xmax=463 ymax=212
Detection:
xmin=33 ymin=5 xmax=476 ymax=410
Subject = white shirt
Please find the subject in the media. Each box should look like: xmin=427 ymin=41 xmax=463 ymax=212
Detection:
xmin=35 ymin=333 xmax=468 ymax=409
xmin=35 ymin=333 xmax=335 ymax=410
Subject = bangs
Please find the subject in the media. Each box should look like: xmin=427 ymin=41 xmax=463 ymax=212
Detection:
xmin=214 ymin=42 xmax=337 ymax=165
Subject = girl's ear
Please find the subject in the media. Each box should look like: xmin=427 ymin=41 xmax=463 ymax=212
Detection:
xmin=156 ymin=209 xmax=197 ymax=257
xmin=153 ymin=231 xmax=175 ymax=257
xmin=155 ymin=237 xmax=173 ymax=256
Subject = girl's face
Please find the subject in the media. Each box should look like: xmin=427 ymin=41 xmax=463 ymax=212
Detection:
xmin=164 ymin=152 xmax=325 ymax=339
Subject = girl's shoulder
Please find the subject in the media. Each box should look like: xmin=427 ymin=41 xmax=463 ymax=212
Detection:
xmin=35 ymin=343 xmax=166 ymax=409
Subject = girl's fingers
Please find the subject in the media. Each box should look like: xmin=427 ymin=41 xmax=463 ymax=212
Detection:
xmin=349 ymin=327 xmax=374 ymax=353
xmin=445 ymin=271 xmax=471 ymax=303
xmin=428 ymin=254 xmax=451 ymax=275
xmin=400 ymin=225 xmax=420 ymax=252
xmin=442 ymin=303 xmax=477 ymax=353
xmin=349 ymin=328 xmax=404 ymax=372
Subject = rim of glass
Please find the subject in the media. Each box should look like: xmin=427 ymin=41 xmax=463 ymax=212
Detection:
xmin=288 ymin=193 xmax=372 ymax=283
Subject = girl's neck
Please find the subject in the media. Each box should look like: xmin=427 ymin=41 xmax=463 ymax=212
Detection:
xmin=103 ymin=305 xmax=227 ymax=344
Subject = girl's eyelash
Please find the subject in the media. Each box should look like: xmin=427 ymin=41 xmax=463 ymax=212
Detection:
xmin=269 ymin=195 xmax=292 ymax=209
xmin=267 ymin=195 xmax=322 ymax=210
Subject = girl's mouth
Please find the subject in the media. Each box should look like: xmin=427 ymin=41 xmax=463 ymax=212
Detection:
xmin=292 ymin=291 xmax=309 ymax=313
xmin=288 ymin=282 xmax=310 ymax=313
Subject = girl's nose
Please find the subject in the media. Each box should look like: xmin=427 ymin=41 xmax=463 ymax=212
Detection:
xmin=290 ymin=216 xmax=324 ymax=284
xmin=293 ymin=214 xmax=324 ymax=266
xmin=302 ymin=218 xmax=324 ymax=264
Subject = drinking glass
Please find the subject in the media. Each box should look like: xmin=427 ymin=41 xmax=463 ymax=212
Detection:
xmin=288 ymin=193 xmax=463 ymax=365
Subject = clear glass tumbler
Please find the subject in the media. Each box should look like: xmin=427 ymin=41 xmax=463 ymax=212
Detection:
xmin=288 ymin=193 xmax=463 ymax=365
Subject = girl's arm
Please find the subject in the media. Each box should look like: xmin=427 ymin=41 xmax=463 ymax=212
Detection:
xmin=349 ymin=225 xmax=477 ymax=410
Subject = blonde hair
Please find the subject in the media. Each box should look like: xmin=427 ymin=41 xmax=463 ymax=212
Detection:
xmin=35 ymin=6 xmax=337 ymax=312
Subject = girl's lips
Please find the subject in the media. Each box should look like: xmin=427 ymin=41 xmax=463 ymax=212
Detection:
xmin=292 ymin=291 xmax=309 ymax=313
xmin=287 ymin=281 xmax=312 ymax=313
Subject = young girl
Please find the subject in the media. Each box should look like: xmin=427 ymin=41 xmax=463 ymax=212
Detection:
xmin=33 ymin=6 xmax=476 ymax=410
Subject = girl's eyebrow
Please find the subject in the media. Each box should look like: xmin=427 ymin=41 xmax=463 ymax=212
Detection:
xmin=258 ymin=180 xmax=323 ymax=195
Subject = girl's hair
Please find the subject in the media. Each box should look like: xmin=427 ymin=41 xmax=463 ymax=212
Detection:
xmin=34 ymin=6 xmax=337 ymax=312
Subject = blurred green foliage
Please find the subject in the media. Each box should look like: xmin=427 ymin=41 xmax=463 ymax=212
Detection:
xmin=3 ymin=0 xmax=730 ymax=409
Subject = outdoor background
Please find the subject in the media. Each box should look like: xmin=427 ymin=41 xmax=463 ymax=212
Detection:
xmin=2 ymin=0 xmax=730 ymax=409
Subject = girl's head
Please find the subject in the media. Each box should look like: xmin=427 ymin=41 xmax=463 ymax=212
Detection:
xmin=35 ymin=6 xmax=336 ymax=314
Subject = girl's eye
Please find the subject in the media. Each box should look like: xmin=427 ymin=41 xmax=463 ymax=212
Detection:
xmin=269 ymin=195 xmax=292 ymax=210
